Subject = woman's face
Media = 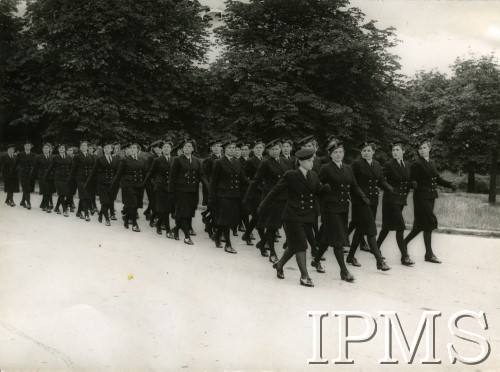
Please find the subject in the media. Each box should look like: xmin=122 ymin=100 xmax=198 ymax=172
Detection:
xmin=302 ymin=142 xmax=315 ymax=151
xmin=224 ymin=144 xmax=235 ymax=157
xmin=234 ymin=147 xmax=241 ymax=158
xmin=418 ymin=143 xmax=431 ymax=158
xmin=162 ymin=143 xmax=171 ymax=156
xmin=58 ymin=146 xmax=66 ymax=155
xmin=130 ymin=145 xmax=139 ymax=155
xmin=281 ymin=143 xmax=292 ymax=155
xmin=392 ymin=145 xmax=405 ymax=160
xmin=299 ymin=158 xmax=314 ymax=171
xmin=103 ymin=145 xmax=113 ymax=155
xmin=253 ymin=144 xmax=264 ymax=157
xmin=241 ymin=146 xmax=250 ymax=158
xmin=183 ymin=143 xmax=194 ymax=155
xmin=80 ymin=142 xmax=88 ymax=153
xmin=212 ymin=144 xmax=221 ymax=156
xmin=42 ymin=145 xmax=50 ymax=155
xmin=361 ymin=146 xmax=374 ymax=160
xmin=154 ymin=146 xmax=162 ymax=156
xmin=24 ymin=143 xmax=32 ymax=152
xmin=268 ymin=145 xmax=281 ymax=158
xmin=330 ymin=147 xmax=345 ymax=163
xmin=67 ymin=148 xmax=74 ymax=156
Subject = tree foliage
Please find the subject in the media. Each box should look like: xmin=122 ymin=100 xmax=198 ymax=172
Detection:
xmin=7 ymin=0 xmax=210 ymax=144
xmin=206 ymin=0 xmax=402 ymax=152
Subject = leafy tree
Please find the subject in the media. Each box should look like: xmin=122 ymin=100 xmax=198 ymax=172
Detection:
xmin=206 ymin=0 xmax=402 ymax=155
xmin=7 ymin=0 xmax=210 ymax=144
xmin=0 ymin=0 xmax=22 ymax=143
xmin=437 ymin=54 xmax=500 ymax=204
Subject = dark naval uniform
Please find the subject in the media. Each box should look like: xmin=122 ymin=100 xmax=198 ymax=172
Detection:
xmin=1 ymin=152 xmax=19 ymax=205
xmin=30 ymin=153 xmax=53 ymax=211
xmin=69 ymin=151 xmax=95 ymax=218
xmin=14 ymin=150 xmax=36 ymax=207
xmin=87 ymin=153 xmax=119 ymax=223
xmin=45 ymin=153 xmax=72 ymax=213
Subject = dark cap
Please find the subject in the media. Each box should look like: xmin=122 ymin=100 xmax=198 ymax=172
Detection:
xmin=415 ymin=135 xmax=433 ymax=150
xmin=42 ymin=142 xmax=52 ymax=148
xmin=358 ymin=140 xmax=377 ymax=151
xmin=326 ymin=138 xmax=343 ymax=152
xmin=252 ymin=139 xmax=265 ymax=148
xmin=296 ymin=135 xmax=315 ymax=147
xmin=130 ymin=142 xmax=142 ymax=150
xmin=295 ymin=148 xmax=315 ymax=160
xmin=182 ymin=137 xmax=196 ymax=148
xmin=24 ymin=140 xmax=33 ymax=145
xmin=150 ymin=139 xmax=163 ymax=150
xmin=56 ymin=143 xmax=67 ymax=149
xmin=265 ymin=138 xmax=282 ymax=150
xmin=239 ymin=141 xmax=251 ymax=148
xmin=103 ymin=141 xmax=115 ymax=147
xmin=220 ymin=138 xmax=237 ymax=149
xmin=6 ymin=144 xmax=16 ymax=150
xmin=281 ymin=138 xmax=293 ymax=146
xmin=208 ymin=139 xmax=222 ymax=147
xmin=162 ymin=139 xmax=174 ymax=148
xmin=79 ymin=140 xmax=89 ymax=145
xmin=390 ymin=138 xmax=407 ymax=148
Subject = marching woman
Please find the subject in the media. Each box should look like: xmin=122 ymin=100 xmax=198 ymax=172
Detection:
xmin=376 ymin=140 xmax=415 ymax=265
xmin=209 ymin=139 xmax=249 ymax=254
xmin=66 ymin=146 xmax=77 ymax=212
xmin=280 ymin=138 xmax=296 ymax=169
xmin=69 ymin=140 xmax=95 ymax=221
xmin=87 ymin=143 xmax=99 ymax=215
xmin=237 ymin=141 xmax=251 ymax=233
xmin=404 ymin=137 xmax=457 ymax=263
xmin=241 ymin=140 xmax=265 ymax=249
xmin=260 ymin=148 xmax=330 ymax=287
xmin=13 ymin=140 xmax=36 ymax=209
xmin=168 ymin=138 xmax=208 ymax=245
xmin=30 ymin=143 xmax=53 ymax=212
xmin=310 ymin=138 xmax=367 ymax=282
xmin=142 ymin=140 xmax=161 ymax=225
xmin=143 ymin=140 xmax=174 ymax=238
xmin=45 ymin=144 xmax=72 ymax=217
xmin=346 ymin=140 xmax=392 ymax=271
xmin=201 ymin=139 xmax=222 ymax=239
xmin=85 ymin=141 xmax=119 ymax=226
xmin=112 ymin=142 xmax=148 ymax=232
xmin=245 ymin=139 xmax=292 ymax=263
xmin=1 ymin=144 xmax=19 ymax=206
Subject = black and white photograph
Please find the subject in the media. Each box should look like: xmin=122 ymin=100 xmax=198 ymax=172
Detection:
xmin=0 ymin=0 xmax=499 ymax=369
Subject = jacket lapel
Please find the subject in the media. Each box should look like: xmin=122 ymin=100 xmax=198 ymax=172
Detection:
xmin=223 ymin=156 xmax=237 ymax=173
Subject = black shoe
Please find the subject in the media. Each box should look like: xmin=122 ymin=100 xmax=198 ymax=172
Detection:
xmin=273 ymin=263 xmax=284 ymax=279
xmin=85 ymin=214 xmax=90 ymax=222
xmin=132 ymin=225 xmax=140 ymax=232
xmin=156 ymin=225 xmax=162 ymax=235
xmin=269 ymin=255 xmax=278 ymax=264
xmin=166 ymin=231 xmax=174 ymax=239
xmin=242 ymin=233 xmax=254 ymax=246
xmin=70 ymin=207 xmax=75 ymax=212
xmin=110 ymin=214 xmax=117 ymax=221
xmin=189 ymin=229 xmax=196 ymax=236
xmin=149 ymin=219 xmax=155 ymax=228
xmin=184 ymin=237 xmax=194 ymax=245
xmin=105 ymin=219 xmax=111 ymax=226
xmin=90 ymin=209 xmax=95 ymax=216
xmin=360 ymin=242 xmax=370 ymax=252
xmin=377 ymin=261 xmax=391 ymax=271
xmin=98 ymin=213 xmax=103 ymax=223
xmin=46 ymin=208 xmax=51 ymax=213
xmin=76 ymin=212 xmax=82 ymax=218
xmin=249 ymin=233 xmax=255 ymax=240
xmin=341 ymin=270 xmax=355 ymax=282
xmin=300 ymin=277 xmax=314 ymax=287
xmin=63 ymin=210 xmax=69 ymax=217
xmin=26 ymin=203 xmax=31 ymax=210
xmin=144 ymin=211 xmax=151 ymax=221
xmin=369 ymin=249 xmax=386 ymax=260
xmin=42 ymin=206 xmax=47 ymax=211
xmin=346 ymin=257 xmax=361 ymax=267
xmin=20 ymin=201 xmax=26 ymax=208
xmin=123 ymin=217 xmax=129 ymax=229
xmin=55 ymin=208 xmax=61 ymax=214
xmin=311 ymin=260 xmax=325 ymax=273
xmin=425 ymin=255 xmax=441 ymax=264
xmin=401 ymin=256 xmax=415 ymax=266
xmin=173 ymin=229 xmax=179 ymax=240
xmin=232 ymin=230 xmax=238 ymax=237
xmin=9 ymin=201 xmax=15 ymax=207
xmin=225 ymin=245 xmax=237 ymax=254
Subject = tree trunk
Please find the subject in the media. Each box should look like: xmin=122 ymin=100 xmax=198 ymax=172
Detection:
xmin=467 ymin=161 xmax=476 ymax=193
xmin=488 ymin=149 xmax=498 ymax=205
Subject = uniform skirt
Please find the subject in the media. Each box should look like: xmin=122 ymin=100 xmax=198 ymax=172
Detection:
xmin=3 ymin=173 xmax=20 ymax=193
xmin=20 ymin=175 xmax=34 ymax=193
xmin=258 ymin=199 xmax=285 ymax=229
xmin=284 ymin=221 xmax=312 ymax=253
xmin=54 ymin=180 xmax=69 ymax=197
xmin=382 ymin=204 xmax=406 ymax=231
xmin=215 ymin=197 xmax=240 ymax=227
xmin=37 ymin=176 xmax=51 ymax=196
xmin=351 ymin=201 xmax=378 ymax=236
xmin=97 ymin=182 xmax=115 ymax=205
xmin=121 ymin=185 xmax=144 ymax=209
xmin=154 ymin=190 xmax=171 ymax=214
xmin=174 ymin=191 xmax=198 ymax=219
xmin=77 ymin=180 xmax=91 ymax=200
xmin=413 ymin=198 xmax=437 ymax=231
xmin=321 ymin=204 xmax=349 ymax=247
xmin=246 ymin=193 xmax=262 ymax=216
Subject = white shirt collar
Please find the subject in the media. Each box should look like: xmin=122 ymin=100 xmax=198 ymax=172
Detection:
xmin=334 ymin=161 xmax=342 ymax=168
xmin=299 ymin=166 xmax=308 ymax=178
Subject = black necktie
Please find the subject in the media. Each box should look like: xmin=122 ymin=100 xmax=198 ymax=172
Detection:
xmin=400 ymin=160 xmax=405 ymax=167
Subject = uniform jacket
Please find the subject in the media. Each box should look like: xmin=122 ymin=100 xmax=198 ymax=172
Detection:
xmin=113 ymin=155 xmax=148 ymax=188
xmin=318 ymin=161 xmax=365 ymax=206
xmin=243 ymin=155 xmax=262 ymax=180
xmin=259 ymin=169 xmax=329 ymax=223
xmin=351 ymin=157 xmax=392 ymax=205
xmin=45 ymin=154 xmax=72 ymax=182
xmin=280 ymin=154 xmax=296 ymax=170
xmin=245 ymin=156 xmax=292 ymax=201
xmin=410 ymin=156 xmax=453 ymax=200
xmin=210 ymin=156 xmax=249 ymax=199
xmin=202 ymin=154 xmax=221 ymax=182
xmin=143 ymin=155 xmax=172 ymax=192
xmin=382 ymin=158 xmax=413 ymax=205
xmin=1 ymin=153 xmax=19 ymax=192
xmin=13 ymin=151 xmax=36 ymax=181
xmin=87 ymin=154 xmax=119 ymax=185
xmin=168 ymin=154 xmax=208 ymax=194
xmin=69 ymin=152 xmax=95 ymax=183
xmin=31 ymin=153 xmax=52 ymax=182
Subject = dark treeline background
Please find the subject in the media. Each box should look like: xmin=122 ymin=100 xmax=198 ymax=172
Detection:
xmin=1 ymin=0 xmax=499 ymax=201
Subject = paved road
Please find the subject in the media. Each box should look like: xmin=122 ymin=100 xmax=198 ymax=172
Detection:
xmin=1 ymin=194 xmax=499 ymax=370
